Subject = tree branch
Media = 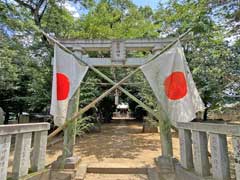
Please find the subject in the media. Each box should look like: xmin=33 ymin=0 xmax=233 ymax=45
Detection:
xmin=14 ymin=0 xmax=34 ymax=12
xmin=39 ymin=1 xmax=48 ymax=21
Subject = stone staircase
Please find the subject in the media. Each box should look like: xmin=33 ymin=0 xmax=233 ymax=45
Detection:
xmin=23 ymin=161 xmax=176 ymax=180
xmin=75 ymin=163 xmax=160 ymax=180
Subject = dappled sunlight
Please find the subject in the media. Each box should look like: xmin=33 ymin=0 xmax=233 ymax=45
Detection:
xmin=74 ymin=121 xmax=161 ymax=165
xmin=44 ymin=120 xmax=179 ymax=166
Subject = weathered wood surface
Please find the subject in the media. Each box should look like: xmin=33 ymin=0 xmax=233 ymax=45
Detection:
xmin=232 ymin=136 xmax=240 ymax=180
xmin=177 ymin=122 xmax=240 ymax=136
xmin=0 ymin=123 xmax=50 ymax=135
xmin=0 ymin=135 xmax=11 ymax=180
xmin=192 ymin=131 xmax=210 ymax=176
xmin=209 ymin=133 xmax=230 ymax=180
xmin=179 ymin=129 xmax=193 ymax=169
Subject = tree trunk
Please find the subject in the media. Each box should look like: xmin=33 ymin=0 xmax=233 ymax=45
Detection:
xmin=4 ymin=111 xmax=9 ymax=124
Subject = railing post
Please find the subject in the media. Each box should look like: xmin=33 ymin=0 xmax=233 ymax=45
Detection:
xmin=192 ymin=131 xmax=210 ymax=176
xmin=209 ymin=133 xmax=230 ymax=180
xmin=179 ymin=129 xmax=193 ymax=169
xmin=13 ymin=132 xmax=32 ymax=179
xmin=0 ymin=135 xmax=11 ymax=180
xmin=232 ymin=136 xmax=240 ymax=180
xmin=31 ymin=130 xmax=48 ymax=171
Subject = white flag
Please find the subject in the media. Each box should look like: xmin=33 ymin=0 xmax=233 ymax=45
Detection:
xmin=140 ymin=42 xmax=205 ymax=123
xmin=50 ymin=44 xmax=88 ymax=126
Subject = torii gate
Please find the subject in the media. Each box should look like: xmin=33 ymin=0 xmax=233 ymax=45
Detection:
xmin=46 ymin=31 xmax=190 ymax=168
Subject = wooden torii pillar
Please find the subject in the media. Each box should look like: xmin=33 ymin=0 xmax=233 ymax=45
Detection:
xmin=57 ymin=38 xmax=175 ymax=168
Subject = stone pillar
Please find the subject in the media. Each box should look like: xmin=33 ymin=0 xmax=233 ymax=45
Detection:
xmin=159 ymin=117 xmax=173 ymax=157
xmin=192 ymin=131 xmax=210 ymax=176
xmin=179 ymin=129 xmax=193 ymax=169
xmin=155 ymin=105 xmax=175 ymax=173
xmin=60 ymin=48 xmax=83 ymax=169
xmin=232 ymin=136 xmax=240 ymax=180
xmin=63 ymin=88 xmax=80 ymax=158
xmin=0 ymin=135 xmax=11 ymax=180
xmin=13 ymin=132 xmax=32 ymax=179
xmin=111 ymin=40 xmax=126 ymax=64
xmin=209 ymin=133 xmax=230 ymax=180
xmin=31 ymin=131 xmax=48 ymax=171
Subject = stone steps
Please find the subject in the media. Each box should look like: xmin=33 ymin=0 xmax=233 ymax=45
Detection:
xmin=87 ymin=163 xmax=148 ymax=174
xmin=75 ymin=163 xmax=160 ymax=180
xmin=84 ymin=173 xmax=149 ymax=180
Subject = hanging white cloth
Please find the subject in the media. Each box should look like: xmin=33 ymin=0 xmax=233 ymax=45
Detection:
xmin=140 ymin=42 xmax=205 ymax=123
xmin=50 ymin=44 xmax=88 ymax=126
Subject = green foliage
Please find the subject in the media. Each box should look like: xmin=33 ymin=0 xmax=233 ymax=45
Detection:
xmin=154 ymin=0 xmax=240 ymax=110
xmin=0 ymin=0 xmax=239 ymax=126
xmin=71 ymin=0 xmax=158 ymax=39
xmin=42 ymin=3 xmax=75 ymax=38
xmin=76 ymin=116 xmax=95 ymax=136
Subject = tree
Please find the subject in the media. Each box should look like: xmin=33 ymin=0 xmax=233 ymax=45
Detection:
xmin=1 ymin=0 xmax=239 ymax=123
xmin=154 ymin=0 xmax=240 ymax=118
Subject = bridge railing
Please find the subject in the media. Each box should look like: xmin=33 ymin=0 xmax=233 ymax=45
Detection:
xmin=0 ymin=123 xmax=50 ymax=180
xmin=177 ymin=121 xmax=240 ymax=180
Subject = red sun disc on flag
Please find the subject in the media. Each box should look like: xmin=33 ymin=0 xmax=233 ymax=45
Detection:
xmin=56 ymin=73 xmax=70 ymax=100
xmin=164 ymin=72 xmax=187 ymax=100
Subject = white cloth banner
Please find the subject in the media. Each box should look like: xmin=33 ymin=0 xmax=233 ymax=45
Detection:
xmin=50 ymin=44 xmax=88 ymax=126
xmin=140 ymin=42 xmax=205 ymax=123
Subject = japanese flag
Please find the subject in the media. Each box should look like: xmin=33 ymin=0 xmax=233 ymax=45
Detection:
xmin=50 ymin=44 xmax=88 ymax=126
xmin=140 ymin=41 xmax=205 ymax=123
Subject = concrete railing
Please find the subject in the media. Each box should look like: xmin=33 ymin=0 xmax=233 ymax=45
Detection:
xmin=177 ymin=121 xmax=240 ymax=180
xmin=0 ymin=123 xmax=50 ymax=180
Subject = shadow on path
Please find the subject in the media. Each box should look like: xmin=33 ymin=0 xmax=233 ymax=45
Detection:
xmin=74 ymin=120 xmax=161 ymax=164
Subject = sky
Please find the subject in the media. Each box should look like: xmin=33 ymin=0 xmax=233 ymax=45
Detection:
xmin=65 ymin=0 xmax=161 ymax=18
xmin=132 ymin=0 xmax=159 ymax=9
